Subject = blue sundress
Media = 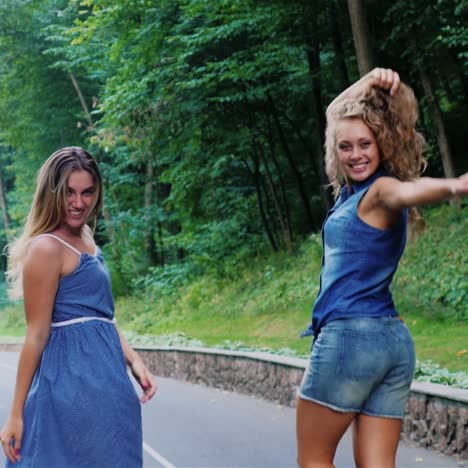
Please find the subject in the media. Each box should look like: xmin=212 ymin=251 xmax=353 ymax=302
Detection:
xmin=8 ymin=234 xmax=142 ymax=468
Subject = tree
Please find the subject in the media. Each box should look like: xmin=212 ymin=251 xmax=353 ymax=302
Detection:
xmin=0 ymin=147 xmax=12 ymax=242
xmin=382 ymin=0 xmax=462 ymax=178
xmin=346 ymin=0 xmax=374 ymax=76
xmin=0 ymin=0 xmax=465 ymax=292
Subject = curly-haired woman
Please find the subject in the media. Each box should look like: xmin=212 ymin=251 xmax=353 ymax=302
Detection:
xmin=296 ymin=68 xmax=468 ymax=468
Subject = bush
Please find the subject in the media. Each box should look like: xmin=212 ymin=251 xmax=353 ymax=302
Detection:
xmin=414 ymin=360 xmax=468 ymax=389
xmin=393 ymin=204 xmax=467 ymax=320
xmin=0 ymin=281 xmax=13 ymax=308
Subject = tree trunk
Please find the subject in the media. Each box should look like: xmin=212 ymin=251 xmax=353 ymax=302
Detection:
xmin=419 ymin=67 xmax=456 ymax=178
xmin=68 ymin=71 xmax=94 ymax=131
xmin=144 ymin=159 xmax=158 ymax=267
xmin=427 ymin=3 xmax=468 ymax=106
xmin=347 ymin=0 xmax=374 ymax=76
xmin=101 ymin=202 xmax=118 ymax=257
xmin=303 ymin=17 xmax=334 ymax=212
xmin=261 ymin=177 xmax=281 ymax=250
xmin=0 ymin=166 xmax=11 ymax=241
xmin=329 ymin=0 xmax=350 ymax=89
xmin=245 ymin=104 xmax=283 ymax=250
xmin=258 ymin=144 xmax=292 ymax=251
xmin=251 ymin=129 xmax=291 ymax=250
xmin=282 ymin=113 xmax=319 ymax=177
xmin=266 ymin=93 xmax=318 ymax=231
xmin=264 ymin=116 xmax=293 ymax=241
xmin=157 ymin=219 xmax=165 ymax=266
xmin=241 ymin=154 xmax=278 ymax=251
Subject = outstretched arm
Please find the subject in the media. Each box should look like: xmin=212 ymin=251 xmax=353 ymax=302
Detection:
xmin=375 ymin=173 xmax=468 ymax=210
xmin=116 ymin=327 xmax=157 ymax=403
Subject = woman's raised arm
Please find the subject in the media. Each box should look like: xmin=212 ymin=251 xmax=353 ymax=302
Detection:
xmin=327 ymin=68 xmax=401 ymax=118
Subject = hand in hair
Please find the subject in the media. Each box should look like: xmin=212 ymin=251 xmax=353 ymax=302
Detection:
xmin=365 ymin=68 xmax=401 ymax=96
xmin=327 ymin=68 xmax=401 ymax=118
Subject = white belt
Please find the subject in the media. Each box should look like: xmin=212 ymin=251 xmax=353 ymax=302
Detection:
xmin=51 ymin=317 xmax=116 ymax=328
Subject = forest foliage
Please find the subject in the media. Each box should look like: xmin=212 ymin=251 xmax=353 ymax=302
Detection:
xmin=0 ymin=0 xmax=466 ymax=314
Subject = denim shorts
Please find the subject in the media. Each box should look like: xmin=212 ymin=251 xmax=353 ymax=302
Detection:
xmin=299 ymin=316 xmax=415 ymax=419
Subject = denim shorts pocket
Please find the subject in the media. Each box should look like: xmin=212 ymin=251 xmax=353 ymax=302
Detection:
xmin=308 ymin=326 xmax=342 ymax=377
xmin=337 ymin=330 xmax=388 ymax=379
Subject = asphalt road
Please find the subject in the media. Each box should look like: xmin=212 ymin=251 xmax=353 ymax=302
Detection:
xmin=0 ymin=351 xmax=465 ymax=468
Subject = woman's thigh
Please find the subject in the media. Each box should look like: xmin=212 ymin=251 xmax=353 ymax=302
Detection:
xmin=352 ymin=414 xmax=402 ymax=468
xmin=296 ymin=398 xmax=355 ymax=468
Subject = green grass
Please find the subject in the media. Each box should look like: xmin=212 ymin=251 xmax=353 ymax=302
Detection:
xmin=113 ymin=204 xmax=466 ymax=372
xmin=0 ymin=303 xmax=24 ymax=338
xmin=1 ymin=204 xmax=466 ymax=374
xmin=111 ymin=302 xmax=467 ymax=372
xmin=403 ymin=313 xmax=467 ymax=372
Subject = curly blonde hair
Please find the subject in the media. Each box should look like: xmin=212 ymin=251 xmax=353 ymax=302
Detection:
xmin=5 ymin=147 xmax=102 ymax=299
xmin=325 ymin=83 xmax=427 ymax=199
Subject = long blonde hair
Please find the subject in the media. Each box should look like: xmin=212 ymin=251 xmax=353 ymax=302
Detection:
xmin=325 ymin=83 xmax=427 ymax=199
xmin=5 ymin=147 xmax=102 ymax=299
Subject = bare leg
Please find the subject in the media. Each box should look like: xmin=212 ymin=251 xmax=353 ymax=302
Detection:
xmin=352 ymin=414 xmax=402 ymax=468
xmin=296 ymin=398 xmax=356 ymax=468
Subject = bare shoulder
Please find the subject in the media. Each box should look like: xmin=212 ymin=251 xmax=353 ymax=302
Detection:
xmin=29 ymin=235 xmax=63 ymax=255
xmin=26 ymin=236 xmax=64 ymax=271
xmin=359 ymin=176 xmax=404 ymax=228
xmin=23 ymin=237 xmax=63 ymax=326
xmin=359 ymin=175 xmax=404 ymax=223
xmin=367 ymin=176 xmax=404 ymax=209
xmin=371 ymin=176 xmax=402 ymax=192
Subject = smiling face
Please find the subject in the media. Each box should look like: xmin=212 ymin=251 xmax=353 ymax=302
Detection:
xmin=60 ymin=170 xmax=97 ymax=234
xmin=335 ymin=117 xmax=380 ymax=185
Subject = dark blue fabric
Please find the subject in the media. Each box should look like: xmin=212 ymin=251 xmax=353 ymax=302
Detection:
xmin=8 ymin=248 xmax=142 ymax=468
xmin=53 ymin=250 xmax=115 ymax=322
xmin=302 ymin=170 xmax=408 ymax=339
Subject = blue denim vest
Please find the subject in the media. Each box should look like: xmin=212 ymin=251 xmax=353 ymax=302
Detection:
xmin=302 ymin=170 xmax=408 ymax=339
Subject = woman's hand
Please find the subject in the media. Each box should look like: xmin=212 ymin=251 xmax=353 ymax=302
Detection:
xmin=0 ymin=417 xmax=23 ymax=464
xmin=130 ymin=359 xmax=157 ymax=404
xmin=115 ymin=326 xmax=158 ymax=404
xmin=364 ymin=67 xmax=401 ymax=96
xmin=326 ymin=67 xmax=401 ymax=117
xmin=453 ymin=173 xmax=468 ymax=196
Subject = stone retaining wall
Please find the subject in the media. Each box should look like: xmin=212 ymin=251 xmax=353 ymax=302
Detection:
xmin=2 ymin=343 xmax=467 ymax=458
xmin=137 ymin=347 xmax=305 ymax=407
xmin=403 ymin=384 xmax=468 ymax=458
xmin=136 ymin=346 xmax=468 ymax=459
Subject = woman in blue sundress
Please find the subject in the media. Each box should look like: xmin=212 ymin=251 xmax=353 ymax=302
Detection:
xmin=0 ymin=147 xmax=157 ymax=467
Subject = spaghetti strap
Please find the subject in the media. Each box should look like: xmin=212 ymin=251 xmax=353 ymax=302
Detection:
xmin=35 ymin=233 xmax=82 ymax=256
